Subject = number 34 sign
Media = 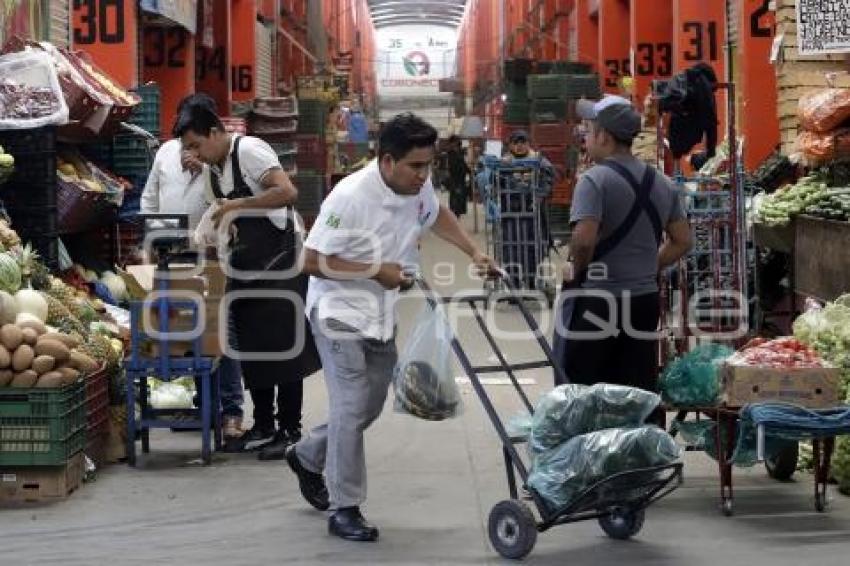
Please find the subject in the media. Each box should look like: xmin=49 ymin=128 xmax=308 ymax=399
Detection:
xmin=73 ymin=0 xmax=138 ymax=88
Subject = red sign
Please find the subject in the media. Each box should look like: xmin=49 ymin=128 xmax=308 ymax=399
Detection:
xmin=72 ymin=0 xmax=139 ymax=89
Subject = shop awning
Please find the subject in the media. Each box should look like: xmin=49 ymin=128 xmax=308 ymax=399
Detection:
xmin=140 ymin=0 xmax=197 ymax=33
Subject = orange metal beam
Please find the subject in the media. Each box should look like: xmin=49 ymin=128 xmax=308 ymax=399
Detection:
xmin=630 ymin=0 xmax=673 ymax=110
xmin=598 ymin=0 xmax=630 ymax=94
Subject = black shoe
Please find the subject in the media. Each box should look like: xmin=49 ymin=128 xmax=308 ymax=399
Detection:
xmin=258 ymin=431 xmax=290 ymax=461
xmin=328 ymin=507 xmax=379 ymax=542
xmin=224 ymin=424 xmax=275 ymax=453
xmin=285 ymin=445 xmax=330 ymax=511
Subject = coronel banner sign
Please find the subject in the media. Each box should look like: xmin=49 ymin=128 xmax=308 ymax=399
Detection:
xmin=375 ymin=25 xmax=457 ymax=98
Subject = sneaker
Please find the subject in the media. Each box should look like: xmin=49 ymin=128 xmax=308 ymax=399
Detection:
xmin=224 ymin=424 xmax=276 ymax=453
xmin=258 ymin=431 xmax=290 ymax=461
xmin=222 ymin=416 xmax=244 ymax=440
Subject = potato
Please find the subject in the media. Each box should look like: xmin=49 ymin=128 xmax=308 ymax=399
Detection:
xmin=32 ymin=355 xmax=56 ymax=375
xmin=36 ymin=372 xmax=63 ymax=388
xmin=41 ymin=332 xmax=81 ymax=349
xmin=0 ymin=345 xmax=9 ymax=369
xmin=21 ymin=327 xmax=38 ymax=346
xmin=0 ymin=369 xmax=13 ymax=387
xmin=57 ymin=367 xmax=80 ymax=384
xmin=17 ymin=318 xmax=47 ymax=336
xmin=69 ymin=350 xmax=98 ymax=373
xmin=11 ymin=344 xmax=34 ymax=372
xmin=0 ymin=324 xmax=23 ymax=350
xmin=34 ymin=339 xmax=70 ymax=364
xmin=10 ymin=370 xmax=38 ymax=388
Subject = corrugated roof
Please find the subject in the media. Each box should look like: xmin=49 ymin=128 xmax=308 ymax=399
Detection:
xmin=367 ymin=0 xmax=467 ymax=29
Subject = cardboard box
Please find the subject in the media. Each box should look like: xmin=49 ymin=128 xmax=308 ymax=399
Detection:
xmin=0 ymin=452 xmax=84 ymax=504
xmin=125 ymin=263 xmax=226 ymax=357
xmin=720 ymin=364 xmax=841 ymax=409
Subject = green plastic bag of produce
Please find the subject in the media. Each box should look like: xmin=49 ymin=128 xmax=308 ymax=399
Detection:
xmin=528 ymin=384 xmax=661 ymax=456
xmin=659 ymin=344 xmax=733 ymax=407
xmin=393 ymin=303 xmax=462 ymax=421
xmin=528 ymin=426 xmax=681 ymax=510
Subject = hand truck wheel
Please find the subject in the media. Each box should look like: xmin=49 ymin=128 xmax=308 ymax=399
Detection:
xmin=488 ymin=499 xmax=538 ymax=560
xmin=598 ymin=507 xmax=645 ymax=540
xmin=815 ymin=491 xmax=828 ymax=513
xmin=765 ymin=441 xmax=798 ymax=481
xmin=721 ymin=497 xmax=734 ymax=517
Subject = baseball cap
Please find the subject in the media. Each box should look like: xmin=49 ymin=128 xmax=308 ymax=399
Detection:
xmin=508 ymin=129 xmax=529 ymax=143
xmin=576 ymin=95 xmax=642 ymax=142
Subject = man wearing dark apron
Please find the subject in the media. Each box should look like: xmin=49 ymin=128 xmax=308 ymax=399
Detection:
xmin=552 ymin=96 xmax=691 ymax=399
xmin=173 ymin=98 xmax=320 ymax=460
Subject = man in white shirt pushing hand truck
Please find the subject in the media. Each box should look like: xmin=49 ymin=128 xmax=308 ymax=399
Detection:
xmin=285 ymin=112 xmax=497 ymax=542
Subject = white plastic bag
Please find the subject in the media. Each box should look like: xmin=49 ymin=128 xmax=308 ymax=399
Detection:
xmin=393 ymin=303 xmax=461 ymax=421
xmin=193 ymin=202 xmax=221 ymax=247
xmin=0 ymin=49 xmax=69 ymax=129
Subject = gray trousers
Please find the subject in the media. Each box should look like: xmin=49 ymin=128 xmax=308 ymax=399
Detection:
xmin=295 ymin=320 xmax=397 ymax=510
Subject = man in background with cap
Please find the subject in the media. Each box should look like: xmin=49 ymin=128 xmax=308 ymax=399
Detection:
xmin=553 ymin=95 xmax=691 ymax=397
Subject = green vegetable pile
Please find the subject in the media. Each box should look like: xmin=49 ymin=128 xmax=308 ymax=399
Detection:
xmin=803 ymin=189 xmax=850 ymax=221
xmin=756 ymin=175 xmax=827 ymax=226
xmin=793 ymin=294 xmax=850 ymax=494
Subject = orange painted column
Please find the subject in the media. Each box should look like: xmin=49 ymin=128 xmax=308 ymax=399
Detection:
xmin=194 ymin=0 xmax=231 ymax=115
xmin=739 ymin=0 xmax=779 ymax=170
xmin=630 ymin=0 xmax=673 ymax=110
xmin=230 ymin=0 xmax=256 ymax=103
xmin=672 ymin=0 xmax=727 ymax=139
xmin=574 ymin=0 xmax=599 ymax=70
xmin=142 ymin=26 xmax=195 ymax=138
xmin=598 ymin=0 xmax=630 ymax=95
xmin=72 ymin=0 xmax=139 ymax=89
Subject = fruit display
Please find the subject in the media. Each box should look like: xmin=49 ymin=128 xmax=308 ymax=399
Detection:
xmin=755 ymin=175 xmax=828 ymax=226
xmin=0 ymin=320 xmax=98 ymax=388
xmin=727 ymin=337 xmax=828 ymax=369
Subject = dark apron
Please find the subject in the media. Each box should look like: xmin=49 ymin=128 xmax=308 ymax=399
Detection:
xmin=210 ymin=136 xmax=320 ymax=388
xmin=553 ymin=160 xmax=663 ymax=384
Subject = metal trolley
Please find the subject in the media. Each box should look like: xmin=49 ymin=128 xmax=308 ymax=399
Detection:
xmin=479 ymin=157 xmax=557 ymax=306
xmin=414 ymin=274 xmax=683 ymax=560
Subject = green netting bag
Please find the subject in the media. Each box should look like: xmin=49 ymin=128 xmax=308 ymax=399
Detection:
xmin=659 ymin=344 xmax=734 ymax=407
xmin=528 ymin=384 xmax=661 ymax=456
xmin=527 ymin=426 xmax=681 ymax=510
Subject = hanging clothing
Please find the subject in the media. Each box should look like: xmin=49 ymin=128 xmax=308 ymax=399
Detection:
xmin=210 ymin=135 xmax=321 ymax=389
xmin=445 ymin=148 xmax=470 ymax=216
xmin=348 ymin=111 xmax=369 ymax=143
xmin=660 ymin=62 xmax=718 ymax=160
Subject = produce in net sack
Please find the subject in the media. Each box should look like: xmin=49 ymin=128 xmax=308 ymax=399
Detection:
xmin=797 ymin=128 xmax=850 ymax=167
xmin=798 ymin=88 xmax=850 ymax=134
xmin=528 ymin=384 xmax=660 ymax=456
xmin=660 ymin=344 xmax=733 ymax=406
xmin=393 ymin=304 xmax=461 ymax=421
xmin=527 ymin=426 xmax=681 ymax=510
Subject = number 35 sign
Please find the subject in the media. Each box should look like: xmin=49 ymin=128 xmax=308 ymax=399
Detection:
xmin=73 ymin=0 xmax=138 ymax=89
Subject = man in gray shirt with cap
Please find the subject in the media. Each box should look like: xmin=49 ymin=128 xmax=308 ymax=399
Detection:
xmin=553 ymin=95 xmax=691 ymax=396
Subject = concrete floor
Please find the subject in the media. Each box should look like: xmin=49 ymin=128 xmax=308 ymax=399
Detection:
xmin=2 ymin=206 xmax=850 ymax=565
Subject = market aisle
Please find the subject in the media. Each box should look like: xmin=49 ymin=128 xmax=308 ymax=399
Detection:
xmin=1 ymin=205 xmax=849 ymax=565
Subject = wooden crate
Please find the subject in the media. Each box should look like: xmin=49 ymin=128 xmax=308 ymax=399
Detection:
xmin=0 ymin=453 xmax=84 ymax=504
xmin=794 ymin=215 xmax=850 ymax=302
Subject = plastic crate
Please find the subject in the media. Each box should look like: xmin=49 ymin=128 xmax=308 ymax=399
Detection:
xmin=530 ymin=99 xmax=573 ymax=123
xmin=504 ymin=82 xmax=529 ymax=102
xmin=129 ymin=84 xmax=161 ymax=136
xmin=85 ymin=367 xmax=109 ymax=434
xmin=531 ymin=122 xmax=571 ymax=146
xmin=112 ymin=135 xmax=154 ymax=177
xmin=503 ymin=103 xmax=530 ymax=124
xmin=6 ymin=205 xmax=59 ymax=236
xmin=528 ymin=74 xmax=570 ymax=99
xmin=0 ymin=380 xmax=87 ymax=467
xmin=503 ymin=59 xmax=534 ymax=83
xmin=292 ymin=174 xmax=326 ymax=215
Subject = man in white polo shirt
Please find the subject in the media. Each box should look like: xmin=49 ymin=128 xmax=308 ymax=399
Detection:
xmin=286 ymin=113 xmax=495 ymax=542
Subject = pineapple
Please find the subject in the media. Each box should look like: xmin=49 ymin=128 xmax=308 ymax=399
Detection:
xmin=79 ymin=333 xmax=119 ymax=370
xmin=46 ymin=277 xmax=77 ymax=308
xmin=42 ymin=292 xmax=88 ymax=337
xmin=13 ymin=243 xmax=50 ymax=290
